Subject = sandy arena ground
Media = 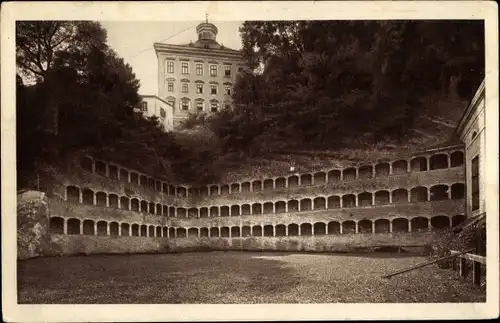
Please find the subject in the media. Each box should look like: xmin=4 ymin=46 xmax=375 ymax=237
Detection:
xmin=17 ymin=251 xmax=486 ymax=303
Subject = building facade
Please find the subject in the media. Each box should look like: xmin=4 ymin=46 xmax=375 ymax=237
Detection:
xmin=456 ymin=78 xmax=486 ymax=223
xmin=154 ymin=21 xmax=246 ymax=128
xmin=22 ymin=143 xmax=467 ymax=256
xmin=138 ymin=95 xmax=174 ymax=132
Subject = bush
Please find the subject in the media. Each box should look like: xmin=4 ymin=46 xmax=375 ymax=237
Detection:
xmin=427 ymin=225 xmax=483 ymax=269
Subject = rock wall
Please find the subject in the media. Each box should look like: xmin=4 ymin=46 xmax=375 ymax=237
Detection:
xmin=17 ymin=191 xmax=51 ymax=259
xmin=46 ymin=231 xmax=437 ymax=256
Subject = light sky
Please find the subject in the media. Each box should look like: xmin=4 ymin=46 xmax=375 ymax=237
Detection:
xmin=100 ymin=21 xmax=244 ymax=95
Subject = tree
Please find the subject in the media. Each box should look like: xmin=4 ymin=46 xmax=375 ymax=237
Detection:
xmin=200 ymin=20 xmax=484 ymax=154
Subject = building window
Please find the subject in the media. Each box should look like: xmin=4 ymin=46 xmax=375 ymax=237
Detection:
xmin=210 ymin=102 xmax=219 ymax=112
xmin=224 ymin=85 xmax=231 ymax=95
xmin=181 ymin=62 xmax=189 ymax=74
xmin=196 ymin=84 xmax=203 ymax=94
xmin=196 ymin=63 xmax=203 ymax=76
xmin=210 ymin=85 xmax=218 ymax=95
xmin=196 ymin=101 xmax=204 ymax=111
xmin=160 ymin=108 xmax=166 ymax=118
xmin=167 ymin=82 xmax=174 ymax=92
xmin=210 ymin=64 xmax=217 ymax=77
xmin=224 ymin=65 xmax=231 ymax=77
xmin=181 ymin=83 xmax=189 ymax=93
xmin=140 ymin=101 xmax=147 ymax=112
xmin=180 ymin=100 xmax=189 ymax=111
xmin=166 ymin=61 xmax=174 ymax=74
xmin=471 ymin=156 xmax=480 ymax=211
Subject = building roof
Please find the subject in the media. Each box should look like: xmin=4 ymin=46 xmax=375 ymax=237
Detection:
xmin=455 ymin=78 xmax=485 ymax=136
xmin=153 ymin=21 xmax=244 ymax=60
xmin=154 ymin=42 xmax=243 ymax=60
xmin=139 ymin=94 xmax=174 ymax=109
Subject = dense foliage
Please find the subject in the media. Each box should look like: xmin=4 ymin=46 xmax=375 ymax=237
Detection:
xmin=16 ymin=21 xmax=221 ymax=187
xmin=184 ymin=20 xmax=484 ymax=155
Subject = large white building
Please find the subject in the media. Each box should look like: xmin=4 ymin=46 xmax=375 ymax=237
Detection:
xmin=154 ymin=20 xmax=246 ymax=128
xmin=138 ymin=94 xmax=175 ymax=132
xmin=455 ymin=78 xmax=486 ymax=228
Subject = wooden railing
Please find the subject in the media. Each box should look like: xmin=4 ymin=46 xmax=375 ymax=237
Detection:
xmin=450 ymin=250 xmax=486 ymax=286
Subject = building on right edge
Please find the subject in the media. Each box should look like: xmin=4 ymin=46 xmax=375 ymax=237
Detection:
xmin=455 ymin=78 xmax=486 ymax=232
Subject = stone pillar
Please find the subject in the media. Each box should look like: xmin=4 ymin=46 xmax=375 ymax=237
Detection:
xmin=447 ymin=186 xmax=451 ymax=199
xmin=325 ymin=199 xmax=329 ymax=210
xmin=408 ymin=191 xmax=412 ymax=203
xmin=407 ymin=160 xmax=411 ymax=172
xmin=447 ymin=154 xmax=451 ymax=168
xmin=79 ymin=221 xmax=83 ymax=235
xmin=228 ymin=207 xmax=232 ymax=217
xmin=63 ymin=219 xmax=68 ymax=234
xmin=311 ymin=225 xmax=315 ymax=236
xmin=311 ymin=175 xmax=315 ymax=186
xmin=389 ymin=221 xmax=393 ymax=233
xmin=106 ymin=222 xmax=110 ymax=235
xmin=117 ymin=198 xmax=121 ymax=209
xmin=285 ymin=225 xmax=289 ymax=236
xmin=339 ymin=223 xmax=343 ymax=234
xmin=372 ymin=221 xmax=376 ymax=234
xmin=105 ymin=195 xmax=109 ymax=207
xmin=298 ymin=176 xmax=301 ymax=186
xmin=272 ymin=203 xmax=276 ymax=214
xmin=340 ymin=171 xmax=344 ymax=181
xmin=325 ymin=173 xmax=329 ymax=184
xmin=426 ymin=158 xmax=430 ymax=171
xmin=355 ymin=222 xmax=359 ymax=234
xmin=272 ymin=225 xmax=276 ymax=237
xmin=389 ymin=163 xmax=393 ymax=175
xmin=427 ymin=188 xmax=431 ymax=201
xmin=129 ymin=225 xmax=132 ymax=236
xmin=389 ymin=193 xmax=392 ymax=204
xmin=355 ymin=168 xmax=359 ymax=179
xmin=325 ymin=225 xmax=329 ymax=235
xmin=408 ymin=220 xmax=412 ymax=233
xmin=355 ymin=195 xmax=359 ymax=207
xmin=372 ymin=165 xmax=376 ymax=178
xmin=372 ymin=194 xmax=375 ymax=206
xmin=298 ymin=225 xmax=301 ymax=236
xmin=428 ymin=218 xmax=432 ymax=231
xmin=118 ymin=224 xmax=122 ymax=236
xmin=272 ymin=179 xmax=276 ymax=190
xmin=285 ymin=203 xmax=288 ymax=213
xmin=339 ymin=198 xmax=343 ymax=208
xmin=79 ymin=191 xmax=83 ymax=203
xmin=94 ymin=223 xmax=98 ymax=236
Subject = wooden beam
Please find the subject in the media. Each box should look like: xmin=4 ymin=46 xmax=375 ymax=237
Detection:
xmin=382 ymin=248 xmax=475 ymax=279
xmin=450 ymin=250 xmax=486 ymax=264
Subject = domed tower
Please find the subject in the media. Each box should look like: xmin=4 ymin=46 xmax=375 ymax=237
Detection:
xmin=194 ymin=17 xmax=221 ymax=48
xmin=196 ymin=21 xmax=218 ymax=41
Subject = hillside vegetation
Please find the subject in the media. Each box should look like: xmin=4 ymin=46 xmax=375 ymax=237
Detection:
xmin=16 ymin=21 xmax=484 ymax=187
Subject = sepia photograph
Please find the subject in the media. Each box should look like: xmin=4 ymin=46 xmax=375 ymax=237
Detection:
xmin=2 ymin=1 xmax=499 ymax=322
